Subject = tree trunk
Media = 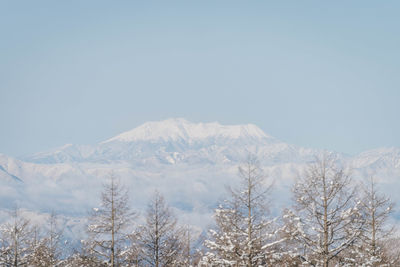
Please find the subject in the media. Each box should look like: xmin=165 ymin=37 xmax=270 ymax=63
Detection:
xmin=14 ymin=226 xmax=18 ymax=267
xmin=155 ymin=200 xmax=159 ymax=267
xmin=111 ymin=180 xmax=115 ymax=267
xmin=371 ymin=181 xmax=376 ymax=257
xmin=247 ymin=170 xmax=253 ymax=267
xmin=322 ymin=170 xmax=329 ymax=267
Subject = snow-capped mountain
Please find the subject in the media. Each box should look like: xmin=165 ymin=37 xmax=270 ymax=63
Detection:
xmin=0 ymin=118 xmax=399 ymax=235
xmin=23 ymin=118 xmax=317 ymax=166
xmin=104 ymin=118 xmax=272 ymax=143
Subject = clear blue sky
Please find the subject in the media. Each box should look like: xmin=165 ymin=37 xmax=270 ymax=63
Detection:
xmin=1 ymin=1 xmax=399 ymax=157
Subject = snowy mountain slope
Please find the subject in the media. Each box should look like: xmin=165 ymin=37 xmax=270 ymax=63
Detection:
xmin=0 ymin=165 xmax=23 ymax=183
xmin=104 ymin=118 xmax=272 ymax=143
xmin=24 ymin=118 xmax=318 ymax=166
xmin=350 ymin=147 xmax=400 ymax=170
xmin=0 ymin=118 xmax=399 ymax=238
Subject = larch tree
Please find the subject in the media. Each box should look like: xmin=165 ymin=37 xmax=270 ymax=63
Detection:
xmin=180 ymin=224 xmax=199 ymax=267
xmin=353 ymin=177 xmax=396 ymax=266
xmin=286 ymin=154 xmax=365 ymax=267
xmin=28 ymin=212 xmax=63 ymax=266
xmin=202 ymin=155 xmax=285 ymax=266
xmin=87 ymin=173 xmax=136 ymax=266
xmin=0 ymin=207 xmax=33 ymax=267
xmin=139 ymin=191 xmax=183 ymax=267
xmin=63 ymin=240 xmax=105 ymax=267
xmin=123 ymin=230 xmax=143 ymax=267
xmin=380 ymin=237 xmax=400 ymax=266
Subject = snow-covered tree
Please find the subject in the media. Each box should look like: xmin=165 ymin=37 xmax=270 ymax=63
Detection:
xmin=201 ymin=155 xmax=285 ymax=266
xmin=179 ymin=224 xmax=200 ymax=267
xmin=348 ymin=177 xmax=396 ymax=266
xmin=380 ymin=237 xmax=400 ymax=266
xmin=121 ymin=230 xmax=143 ymax=267
xmin=28 ymin=212 xmax=64 ymax=266
xmin=63 ymin=240 xmax=106 ymax=267
xmin=0 ymin=208 xmax=33 ymax=266
xmin=286 ymin=154 xmax=365 ymax=267
xmin=87 ymin=173 xmax=136 ymax=266
xmin=139 ymin=191 xmax=183 ymax=267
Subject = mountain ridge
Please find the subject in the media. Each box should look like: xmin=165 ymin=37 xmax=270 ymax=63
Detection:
xmin=22 ymin=118 xmax=282 ymax=164
xmin=17 ymin=119 xmax=400 ymax=169
xmin=0 ymin=118 xmax=399 ymax=233
xmin=103 ymin=118 xmax=273 ymax=143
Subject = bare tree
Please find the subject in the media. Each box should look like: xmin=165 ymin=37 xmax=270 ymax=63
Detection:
xmin=87 ymin=173 xmax=136 ymax=266
xmin=202 ymin=155 xmax=285 ymax=266
xmin=380 ymin=237 xmax=400 ymax=266
xmin=139 ymin=191 xmax=182 ymax=267
xmin=63 ymin=240 xmax=106 ymax=267
xmin=180 ymin=224 xmax=198 ymax=267
xmin=28 ymin=211 xmax=63 ymax=266
xmin=46 ymin=212 xmax=63 ymax=265
xmin=354 ymin=177 xmax=396 ymax=266
xmin=122 ymin=230 xmax=143 ymax=267
xmin=0 ymin=207 xmax=32 ymax=266
xmin=286 ymin=154 xmax=365 ymax=267
xmin=28 ymin=212 xmax=62 ymax=267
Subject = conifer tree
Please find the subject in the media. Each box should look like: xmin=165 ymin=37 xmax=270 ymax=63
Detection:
xmin=202 ymin=155 xmax=285 ymax=266
xmin=87 ymin=173 xmax=136 ymax=266
xmin=139 ymin=191 xmax=183 ymax=267
xmin=351 ymin=177 xmax=396 ymax=266
xmin=0 ymin=207 xmax=32 ymax=266
xmin=28 ymin=212 xmax=63 ymax=266
xmin=286 ymin=154 xmax=365 ymax=267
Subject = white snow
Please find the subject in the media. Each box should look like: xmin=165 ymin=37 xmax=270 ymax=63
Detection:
xmin=103 ymin=118 xmax=272 ymax=143
xmin=0 ymin=118 xmax=399 ymax=242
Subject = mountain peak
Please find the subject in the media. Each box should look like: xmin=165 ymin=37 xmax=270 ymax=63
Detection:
xmin=103 ymin=118 xmax=272 ymax=143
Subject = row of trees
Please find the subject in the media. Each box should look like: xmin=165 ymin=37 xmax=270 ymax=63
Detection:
xmin=81 ymin=177 xmax=187 ymax=267
xmin=201 ymin=154 xmax=398 ymax=266
xmin=0 ymin=154 xmax=398 ymax=266
xmin=0 ymin=210 xmax=63 ymax=266
xmin=0 ymin=177 xmax=189 ymax=267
